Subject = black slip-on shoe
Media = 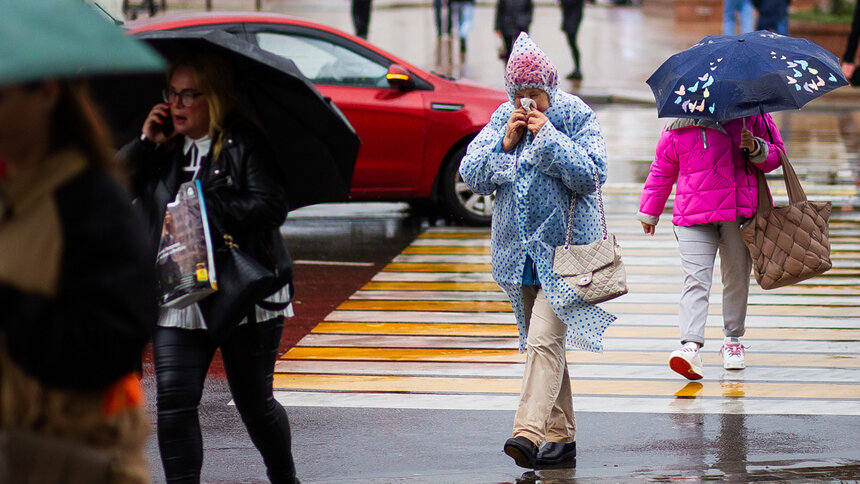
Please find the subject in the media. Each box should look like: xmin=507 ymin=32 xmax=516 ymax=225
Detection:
xmin=565 ymin=70 xmax=583 ymax=80
xmin=504 ymin=436 xmax=538 ymax=469
xmin=535 ymin=441 xmax=576 ymax=467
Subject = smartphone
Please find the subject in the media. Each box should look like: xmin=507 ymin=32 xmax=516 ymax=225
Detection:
xmin=158 ymin=107 xmax=174 ymax=136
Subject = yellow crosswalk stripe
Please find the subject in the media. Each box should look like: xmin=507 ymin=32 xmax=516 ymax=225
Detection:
xmin=417 ymin=232 xmax=489 ymax=239
xmin=273 ymin=374 xmax=859 ymax=399
xmin=310 ymin=322 xmax=860 ymax=341
xmin=337 ymin=299 xmax=860 ymax=317
xmin=403 ymin=247 xmax=491 ymax=255
xmin=362 ymin=282 xmax=501 ymax=291
xmin=280 ymin=347 xmax=860 ymax=368
xmin=313 ymin=322 xmax=514 ymax=336
xmin=383 ymin=262 xmax=492 ymax=272
xmin=337 ymin=300 xmax=511 ymax=312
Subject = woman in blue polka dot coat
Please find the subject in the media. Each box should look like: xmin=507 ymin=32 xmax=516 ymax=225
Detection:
xmin=459 ymin=33 xmax=616 ymax=469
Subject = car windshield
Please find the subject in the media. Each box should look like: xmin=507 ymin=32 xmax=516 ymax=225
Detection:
xmin=256 ymin=32 xmax=388 ymax=87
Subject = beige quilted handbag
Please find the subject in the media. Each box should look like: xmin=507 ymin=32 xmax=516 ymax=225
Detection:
xmin=553 ymin=172 xmax=628 ymax=304
xmin=740 ymin=149 xmax=831 ymax=289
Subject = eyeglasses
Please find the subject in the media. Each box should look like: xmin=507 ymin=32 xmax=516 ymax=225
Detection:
xmin=162 ymin=88 xmax=204 ymax=107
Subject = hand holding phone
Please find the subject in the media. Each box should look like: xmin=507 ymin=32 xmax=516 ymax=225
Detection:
xmin=142 ymin=104 xmax=174 ymax=144
xmin=158 ymin=106 xmax=174 ymax=137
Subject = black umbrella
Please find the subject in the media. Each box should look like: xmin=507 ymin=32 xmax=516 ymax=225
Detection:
xmin=646 ymin=30 xmax=848 ymax=122
xmin=93 ymin=29 xmax=360 ymax=211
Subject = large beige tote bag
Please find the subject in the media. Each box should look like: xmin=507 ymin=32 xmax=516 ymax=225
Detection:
xmin=740 ymin=149 xmax=832 ymax=289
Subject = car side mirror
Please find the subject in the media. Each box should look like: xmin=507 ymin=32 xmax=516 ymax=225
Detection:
xmin=386 ymin=64 xmax=414 ymax=90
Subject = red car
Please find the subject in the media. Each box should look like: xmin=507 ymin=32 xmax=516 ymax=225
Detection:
xmin=128 ymin=12 xmax=505 ymax=224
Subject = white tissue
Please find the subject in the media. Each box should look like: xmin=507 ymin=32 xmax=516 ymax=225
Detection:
xmin=520 ymin=98 xmax=536 ymax=112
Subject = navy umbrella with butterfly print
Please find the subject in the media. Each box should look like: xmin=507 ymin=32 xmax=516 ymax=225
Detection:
xmin=646 ymin=30 xmax=848 ymax=122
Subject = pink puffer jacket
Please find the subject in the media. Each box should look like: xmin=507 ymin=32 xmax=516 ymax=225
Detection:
xmin=638 ymin=115 xmax=784 ymax=227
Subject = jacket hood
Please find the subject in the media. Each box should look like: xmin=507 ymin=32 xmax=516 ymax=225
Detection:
xmin=665 ymin=117 xmax=727 ymax=134
xmin=504 ymin=32 xmax=558 ymax=104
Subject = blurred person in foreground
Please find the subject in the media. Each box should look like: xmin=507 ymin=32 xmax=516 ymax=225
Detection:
xmin=119 ymin=51 xmax=297 ymax=484
xmin=460 ymin=33 xmax=616 ymax=470
xmin=0 ymin=79 xmax=157 ymax=482
xmin=0 ymin=0 xmax=162 ymax=481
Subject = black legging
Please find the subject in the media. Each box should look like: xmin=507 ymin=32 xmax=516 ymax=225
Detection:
xmin=502 ymin=33 xmax=520 ymax=63
xmin=563 ymin=6 xmax=583 ymax=71
xmin=153 ymin=318 xmax=296 ymax=484
xmin=566 ymin=30 xmax=581 ymax=71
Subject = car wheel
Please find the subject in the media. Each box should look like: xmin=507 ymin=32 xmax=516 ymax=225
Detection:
xmin=440 ymin=146 xmax=493 ymax=225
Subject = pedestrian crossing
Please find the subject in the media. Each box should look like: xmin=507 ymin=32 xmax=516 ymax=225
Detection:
xmin=274 ymin=203 xmax=860 ymax=415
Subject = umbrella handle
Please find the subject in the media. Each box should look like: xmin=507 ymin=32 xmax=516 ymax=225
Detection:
xmin=741 ymin=117 xmax=750 ymax=161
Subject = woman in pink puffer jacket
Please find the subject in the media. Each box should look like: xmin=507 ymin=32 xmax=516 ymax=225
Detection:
xmin=637 ymin=114 xmax=784 ymax=380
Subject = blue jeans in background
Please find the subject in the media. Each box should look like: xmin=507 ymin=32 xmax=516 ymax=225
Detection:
xmin=723 ymin=0 xmax=755 ymax=35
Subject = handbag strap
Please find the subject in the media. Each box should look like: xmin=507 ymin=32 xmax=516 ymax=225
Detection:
xmin=205 ymin=201 xmax=236 ymax=247
xmin=753 ymin=148 xmax=806 ymax=217
xmin=564 ymin=169 xmax=607 ymax=247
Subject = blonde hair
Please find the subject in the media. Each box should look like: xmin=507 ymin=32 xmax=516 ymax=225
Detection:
xmin=166 ymin=52 xmax=237 ymax=160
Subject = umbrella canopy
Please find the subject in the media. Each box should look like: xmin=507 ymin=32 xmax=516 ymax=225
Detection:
xmin=93 ymin=29 xmax=359 ymax=211
xmin=647 ymin=30 xmax=848 ymax=122
xmin=0 ymin=0 xmax=163 ymax=86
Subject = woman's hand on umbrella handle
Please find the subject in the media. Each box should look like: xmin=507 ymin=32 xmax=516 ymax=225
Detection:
xmin=740 ymin=129 xmax=758 ymax=159
xmin=142 ymin=103 xmax=173 ymax=145
xmin=502 ymin=108 xmax=526 ymax=152
xmin=641 ymin=222 xmax=655 ymax=235
xmin=842 ymin=62 xmax=855 ymax=79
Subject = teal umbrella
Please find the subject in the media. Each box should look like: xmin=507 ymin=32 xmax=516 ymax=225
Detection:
xmin=0 ymin=0 xmax=164 ymax=86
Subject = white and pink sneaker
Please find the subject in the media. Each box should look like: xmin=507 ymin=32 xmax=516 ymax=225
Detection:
xmin=669 ymin=342 xmax=704 ymax=380
xmin=720 ymin=337 xmax=746 ymax=370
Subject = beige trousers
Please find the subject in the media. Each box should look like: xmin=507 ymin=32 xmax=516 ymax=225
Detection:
xmin=512 ymin=286 xmax=576 ymax=447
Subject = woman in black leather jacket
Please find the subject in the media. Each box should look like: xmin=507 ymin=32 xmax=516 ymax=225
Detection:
xmin=120 ymin=52 xmax=297 ymax=484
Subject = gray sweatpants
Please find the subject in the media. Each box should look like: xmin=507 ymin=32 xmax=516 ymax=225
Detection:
xmin=673 ymin=219 xmax=751 ymax=347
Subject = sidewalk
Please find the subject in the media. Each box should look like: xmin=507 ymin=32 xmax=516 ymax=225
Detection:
xmin=154 ymin=0 xmax=860 ymax=107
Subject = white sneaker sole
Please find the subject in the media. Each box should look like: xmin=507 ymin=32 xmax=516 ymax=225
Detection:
xmin=669 ymin=354 xmax=704 ymax=380
xmin=723 ymin=360 xmax=745 ymax=370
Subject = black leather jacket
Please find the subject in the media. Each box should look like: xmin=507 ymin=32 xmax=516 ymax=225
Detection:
xmin=119 ymin=116 xmax=293 ymax=303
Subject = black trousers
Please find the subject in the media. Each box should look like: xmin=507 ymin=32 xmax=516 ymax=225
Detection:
xmin=352 ymin=0 xmax=373 ymax=38
xmin=153 ymin=318 xmax=296 ymax=484
xmin=502 ymin=33 xmax=518 ymax=63
xmin=562 ymin=6 xmax=583 ymax=70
